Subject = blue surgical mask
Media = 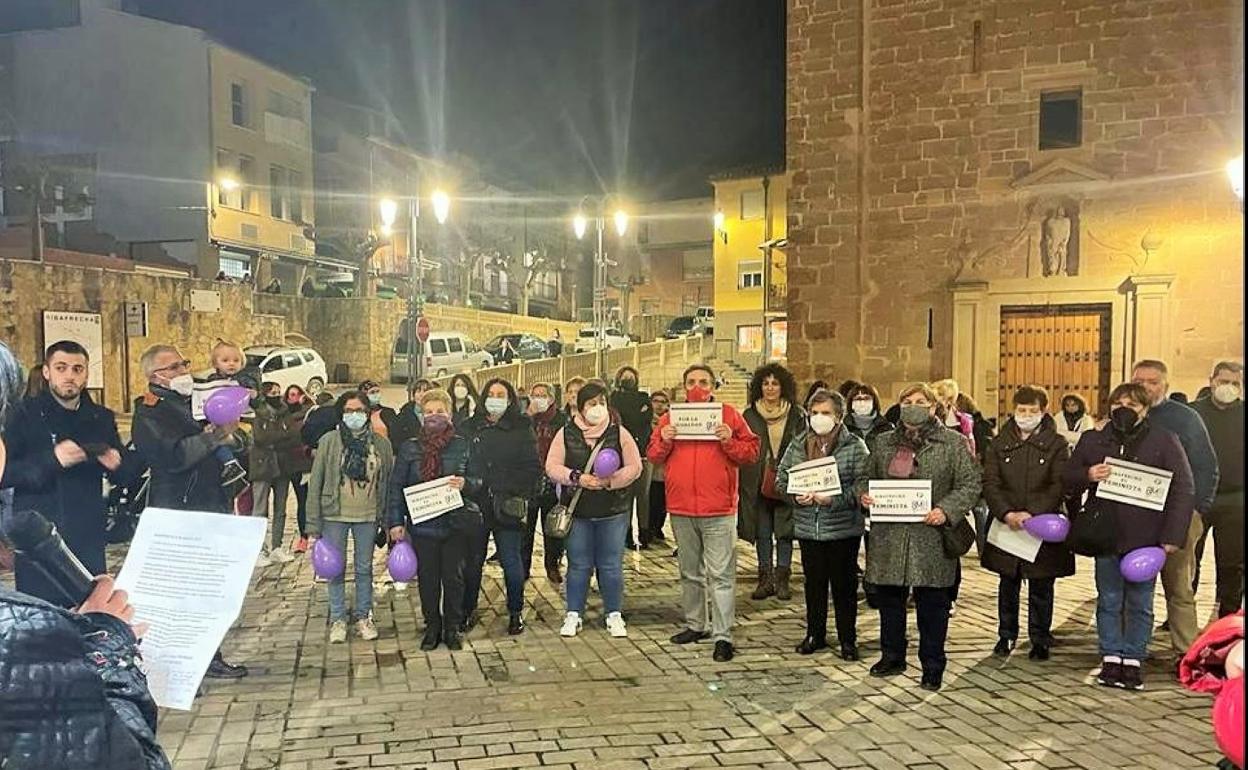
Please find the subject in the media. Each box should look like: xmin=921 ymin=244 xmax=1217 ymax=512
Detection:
xmin=367 ymin=392 xmax=382 ymax=406
xmin=342 ymin=412 xmax=368 ymax=431
xmin=485 ymin=397 xmax=508 ymax=417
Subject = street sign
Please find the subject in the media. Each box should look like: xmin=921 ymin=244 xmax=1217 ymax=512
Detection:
xmin=415 ymin=316 xmax=431 ymax=343
xmin=124 ymin=301 xmax=148 ymax=338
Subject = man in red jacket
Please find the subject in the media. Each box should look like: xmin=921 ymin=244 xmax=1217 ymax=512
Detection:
xmin=647 ymin=364 xmax=760 ymax=662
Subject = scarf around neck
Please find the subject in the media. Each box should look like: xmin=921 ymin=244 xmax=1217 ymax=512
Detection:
xmin=532 ymin=405 xmax=561 ymax=461
xmin=755 ymin=399 xmax=791 ymax=460
xmin=805 ymin=424 xmax=840 ymax=461
xmin=419 ymin=422 xmax=456 ymax=482
xmin=340 ymin=425 xmax=371 ymax=482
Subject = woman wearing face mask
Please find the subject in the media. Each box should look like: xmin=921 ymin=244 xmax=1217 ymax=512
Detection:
xmin=306 ymin=391 xmax=394 ymax=644
xmin=283 ymin=385 xmax=315 ymax=553
xmin=1064 ymin=383 xmax=1194 ymax=691
xmin=357 ymin=380 xmax=397 ymax=445
xmin=546 ymin=382 xmax=644 ymax=638
xmin=777 ymin=389 xmax=870 ymax=659
xmin=448 ymin=374 xmax=478 ymax=427
xmin=844 ymin=384 xmax=894 ymax=454
xmin=932 ymin=379 xmax=977 ymax=457
xmin=386 ymin=389 xmax=479 ymax=651
xmin=460 ymin=378 xmax=541 ymax=636
xmin=648 ymin=391 xmax=672 ymax=542
xmin=249 ymin=382 xmax=302 ymax=566
xmin=526 ymin=382 xmax=567 ymax=583
xmin=1055 ymin=393 xmax=1096 ymax=450
xmin=980 ymin=386 xmax=1073 ymax=662
xmin=857 ymin=383 xmax=981 ymax=691
xmin=739 ymin=364 xmax=805 ymax=601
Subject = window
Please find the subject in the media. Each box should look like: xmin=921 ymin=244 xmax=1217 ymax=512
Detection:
xmin=287 ymin=170 xmax=303 ymax=222
xmin=262 ymin=356 xmax=283 ymax=372
xmin=682 ymin=248 xmax=713 ymax=280
xmin=230 ymin=83 xmax=248 ymax=128
xmin=1039 ymin=89 xmax=1082 ymax=150
xmin=741 ymin=189 xmax=763 ymax=220
xmin=267 ymin=89 xmax=304 ymax=122
xmin=738 ymin=260 xmax=763 ymax=289
xmin=218 ymin=254 xmax=248 ymax=279
xmin=216 ymin=149 xmax=233 ymax=206
xmin=447 ymin=338 xmax=464 ymax=354
xmin=464 ymin=339 xmax=477 ymax=353
xmin=282 ymin=353 xmax=302 ymax=369
xmin=737 ymin=325 xmax=763 ymax=354
xmin=430 ymin=339 xmax=448 ymax=355
xmin=237 ymin=155 xmax=254 ymax=211
xmin=301 ymin=352 xmax=314 ymax=363
xmin=270 ymin=166 xmax=285 ymax=218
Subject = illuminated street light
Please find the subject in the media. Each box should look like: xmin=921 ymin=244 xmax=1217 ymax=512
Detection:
xmin=431 ymin=189 xmax=451 ymax=224
xmin=1228 ymin=155 xmax=1243 ymax=201
xmin=713 ymin=210 xmax=725 ymax=231
xmin=218 ymin=176 xmax=239 ymax=191
xmin=378 ymin=197 xmax=398 ymax=229
xmin=613 ymin=209 xmax=628 ymax=237
xmin=573 ymin=212 xmax=588 ymax=240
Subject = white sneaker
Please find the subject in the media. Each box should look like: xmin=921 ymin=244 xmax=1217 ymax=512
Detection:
xmin=329 ymin=620 xmax=348 ymax=643
xmin=606 ymin=612 xmax=628 ymax=638
xmin=269 ymin=546 xmax=295 ymax=564
xmin=356 ymin=615 xmax=379 ymax=641
xmin=560 ymin=612 xmax=583 ymax=637
xmin=393 ymin=581 xmax=408 ymax=593
xmin=256 ymin=550 xmax=272 ymax=568
xmin=949 ymin=601 xmax=958 ymax=617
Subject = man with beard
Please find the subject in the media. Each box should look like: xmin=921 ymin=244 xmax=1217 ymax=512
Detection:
xmin=0 ymin=340 xmax=145 ymax=605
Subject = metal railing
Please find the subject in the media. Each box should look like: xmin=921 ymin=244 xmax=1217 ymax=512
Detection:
xmin=424 ymin=334 xmax=711 ymax=394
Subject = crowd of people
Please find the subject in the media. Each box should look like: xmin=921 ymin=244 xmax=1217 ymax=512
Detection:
xmin=0 ymin=336 xmax=1243 ymax=694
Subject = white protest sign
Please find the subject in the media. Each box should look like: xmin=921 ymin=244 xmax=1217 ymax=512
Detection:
xmin=669 ymin=403 xmax=723 ymax=441
xmin=1095 ymin=457 xmax=1173 ymax=512
xmin=867 ymin=479 xmax=932 ymax=523
xmin=404 ymin=476 xmax=464 ymax=524
xmin=785 ymin=455 xmax=842 ymax=496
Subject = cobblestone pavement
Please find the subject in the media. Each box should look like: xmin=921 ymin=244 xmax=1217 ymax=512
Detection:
xmin=147 ymin=526 xmax=1230 ymax=770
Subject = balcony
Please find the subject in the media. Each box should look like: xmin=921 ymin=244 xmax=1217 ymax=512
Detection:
xmin=264 ymin=112 xmax=309 ymax=151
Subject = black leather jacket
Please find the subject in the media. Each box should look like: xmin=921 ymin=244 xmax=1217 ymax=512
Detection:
xmin=0 ymin=586 xmax=171 ymax=769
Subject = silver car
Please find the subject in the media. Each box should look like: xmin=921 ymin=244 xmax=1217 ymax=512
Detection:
xmin=390 ymin=331 xmax=493 ymax=381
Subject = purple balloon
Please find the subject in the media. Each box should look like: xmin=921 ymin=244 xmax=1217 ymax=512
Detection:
xmin=593 ymin=448 xmax=622 ymax=478
xmin=388 ymin=540 xmax=418 ymax=583
xmin=311 ymin=538 xmax=345 ymax=579
xmin=1120 ymin=546 xmax=1167 ymax=583
xmin=1023 ymin=513 xmax=1071 ymax=543
xmin=204 ymin=386 xmax=251 ymax=426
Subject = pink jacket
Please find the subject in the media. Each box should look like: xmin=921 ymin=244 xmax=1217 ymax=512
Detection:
xmin=546 ymin=414 xmax=643 ymax=489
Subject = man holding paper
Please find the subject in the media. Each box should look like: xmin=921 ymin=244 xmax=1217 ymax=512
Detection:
xmin=776 ymin=389 xmax=870 ymax=660
xmin=979 ymin=385 xmax=1073 ymax=662
xmin=386 ymin=389 xmax=477 ymax=651
xmin=647 ymin=364 xmax=759 ymax=663
xmin=1065 ymin=382 xmax=1194 ymax=691
xmin=856 ymin=383 xmax=981 ymax=692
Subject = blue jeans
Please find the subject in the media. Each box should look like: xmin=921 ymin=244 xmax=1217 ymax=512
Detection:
xmin=323 ymin=521 xmax=376 ymax=622
xmin=493 ymin=525 xmax=526 ymax=614
xmin=566 ymin=513 xmax=629 ymax=615
xmin=756 ymin=499 xmax=792 ymax=570
xmin=1094 ymin=555 xmax=1156 ymax=660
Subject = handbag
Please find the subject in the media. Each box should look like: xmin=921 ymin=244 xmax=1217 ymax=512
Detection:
xmin=1068 ymin=500 xmax=1117 ymax=557
xmin=493 ymin=493 xmax=529 ymax=523
xmin=760 ymin=456 xmax=784 ymax=501
xmin=940 ymin=516 xmax=977 ymax=558
xmin=545 ymin=437 xmax=608 ymax=540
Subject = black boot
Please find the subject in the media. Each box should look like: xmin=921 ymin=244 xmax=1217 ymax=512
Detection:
xmin=421 ymin=623 xmax=441 ymax=651
xmin=443 ymin=630 xmax=463 ymax=651
xmin=205 ymin=650 xmax=248 ymax=679
xmin=508 ymin=613 xmax=525 ymax=635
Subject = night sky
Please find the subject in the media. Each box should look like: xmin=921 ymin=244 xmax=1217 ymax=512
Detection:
xmin=134 ymin=0 xmax=786 ymax=200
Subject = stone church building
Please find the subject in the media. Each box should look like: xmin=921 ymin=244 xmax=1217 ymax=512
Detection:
xmin=785 ymin=0 xmax=1244 ymax=419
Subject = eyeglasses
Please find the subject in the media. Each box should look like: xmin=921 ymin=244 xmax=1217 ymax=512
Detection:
xmin=155 ymin=359 xmax=192 ymax=374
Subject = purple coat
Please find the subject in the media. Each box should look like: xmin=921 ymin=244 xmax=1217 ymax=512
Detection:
xmin=1063 ymin=421 xmax=1195 ymax=555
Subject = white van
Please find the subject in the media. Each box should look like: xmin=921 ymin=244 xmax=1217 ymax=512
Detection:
xmin=390 ymin=331 xmax=493 ymax=381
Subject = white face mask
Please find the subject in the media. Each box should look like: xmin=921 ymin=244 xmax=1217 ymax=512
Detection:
xmin=809 ymin=413 xmax=838 ymax=435
xmin=1014 ymin=412 xmax=1042 ymax=432
xmin=530 ymin=396 xmax=551 ymax=413
xmin=584 ymin=404 xmax=609 ymax=425
xmin=167 ymin=373 xmax=195 ymax=396
xmin=1213 ymin=383 xmax=1240 ymax=405
xmin=453 ymin=385 xmax=469 ymax=400
xmin=850 ymin=399 xmax=874 ymax=417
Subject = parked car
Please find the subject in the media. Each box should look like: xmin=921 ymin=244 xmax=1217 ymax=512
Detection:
xmin=571 ymin=326 xmax=631 ymax=353
xmin=664 ymin=316 xmax=701 ymax=339
xmin=390 ymin=331 xmax=493 ymax=381
xmin=695 ymin=306 xmax=715 ymax=333
xmin=243 ymin=346 xmax=329 ymax=395
xmin=484 ymin=333 xmax=549 ymax=362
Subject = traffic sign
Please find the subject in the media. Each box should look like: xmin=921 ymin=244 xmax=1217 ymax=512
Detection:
xmin=415 ymin=316 xmax=431 ymax=343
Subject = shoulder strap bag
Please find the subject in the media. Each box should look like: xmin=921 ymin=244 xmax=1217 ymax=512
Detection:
xmin=544 ymin=436 xmax=608 ymax=540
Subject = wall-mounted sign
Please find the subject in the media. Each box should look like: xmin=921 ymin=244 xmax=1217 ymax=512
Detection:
xmin=124 ymin=301 xmax=148 ymax=338
xmin=190 ymin=290 xmax=221 ymax=313
xmin=42 ymin=310 xmax=104 ymax=388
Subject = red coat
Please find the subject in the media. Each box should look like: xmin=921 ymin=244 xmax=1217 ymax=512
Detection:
xmin=646 ymin=403 xmax=760 ymax=517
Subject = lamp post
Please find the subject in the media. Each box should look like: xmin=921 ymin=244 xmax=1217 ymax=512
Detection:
xmin=572 ymin=196 xmax=627 ymax=358
xmin=386 ymin=190 xmax=450 ymax=389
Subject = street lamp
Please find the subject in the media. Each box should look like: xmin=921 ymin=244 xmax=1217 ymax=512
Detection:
xmin=1227 ymin=155 xmax=1243 ymax=201
xmin=572 ymin=195 xmax=628 ymax=360
xmin=713 ymin=210 xmax=727 ymax=244
xmin=378 ymin=197 xmax=398 ymax=236
xmin=218 ymin=176 xmax=239 ymax=191
xmin=406 ymin=188 xmax=451 ymax=389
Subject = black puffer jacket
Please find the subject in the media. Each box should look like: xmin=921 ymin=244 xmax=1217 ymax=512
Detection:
xmin=0 ymin=586 xmax=171 ymax=770
xmin=463 ymin=409 xmax=541 ymax=530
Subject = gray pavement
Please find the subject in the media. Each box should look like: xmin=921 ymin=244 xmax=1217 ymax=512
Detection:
xmin=150 ymin=521 xmax=1228 ymax=770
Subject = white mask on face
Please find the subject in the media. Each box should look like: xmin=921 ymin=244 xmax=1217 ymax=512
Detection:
xmin=530 ymin=396 xmax=551 ymax=413
xmin=851 ymin=399 xmax=874 ymax=417
xmin=1213 ymin=383 xmax=1240 ymax=405
xmin=1014 ymin=413 xmax=1042 ymax=432
xmin=809 ymin=413 xmax=838 ymax=435
xmin=584 ymin=404 xmax=609 ymax=425
xmin=453 ymin=385 xmax=469 ymax=400
xmin=167 ymin=373 xmax=194 ymax=396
